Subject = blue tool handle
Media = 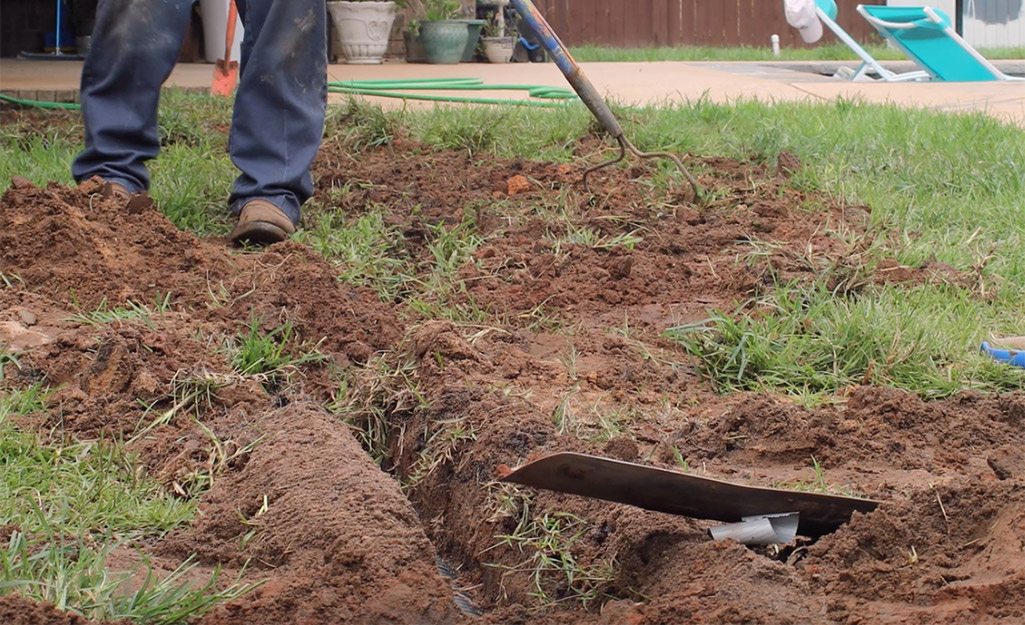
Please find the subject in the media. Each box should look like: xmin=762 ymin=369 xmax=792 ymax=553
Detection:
xmin=509 ymin=0 xmax=623 ymax=139
xmin=981 ymin=342 xmax=1025 ymax=368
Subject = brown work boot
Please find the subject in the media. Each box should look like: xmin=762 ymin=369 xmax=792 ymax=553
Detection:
xmin=104 ymin=181 xmax=131 ymax=200
xmin=230 ymin=199 xmax=296 ymax=246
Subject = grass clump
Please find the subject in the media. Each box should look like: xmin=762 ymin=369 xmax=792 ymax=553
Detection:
xmin=66 ymin=293 xmax=174 ymax=329
xmin=0 ymin=112 xmax=80 ymax=189
xmin=486 ymin=503 xmax=616 ymax=609
xmin=0 ymin=426 xmax=192 ymax=532
xmin=773 ymin=456 xmax=858 ymax=497
xmin=0 ymin=377 xmax=50 ymax=414
xmin=156 ymin=90 xmax=233 ymax=149
xmin=0 ymin=383 xmax=259 ymax=623
xmin=298 ymin=208 xmax=412 ymax=300
xmin=404 ymin=415 xmax=477 ymax=489
xmin=228 ymin=313 xmax=328 ymax=383
xmin=323 ymin=98 xmax=399 ymax=151
xmin=665 ymin=281 xmax=1025 ymax=399
xmin=408 ymin=104 xmax=586 ymax=161
xmin=1 ymin=392 xmax=193 ymax=538
xmin=328 ymin=355 xmax=426 ymax=466
xmin=405 ymin=214 xmax=490 ymax=323
xmin=2 ymin=530 xmax=254 ymax=625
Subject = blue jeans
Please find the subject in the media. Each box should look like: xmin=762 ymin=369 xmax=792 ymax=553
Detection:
xmin=72 ymin=0 xmax=327 ymax=225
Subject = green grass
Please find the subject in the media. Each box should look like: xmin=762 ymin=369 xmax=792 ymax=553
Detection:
xmin=66 ymin=293 xmax=174 ymax=329
xmin=2 ymin=530 xmax=254 ymax=624
xmin=0 ymin=383 xmax=258 ymax=623
xmin=0 ymin=111 xmax=80 ymax=187
xmin=665 ymin=280 xmax=1025 ymax=399
xmin=227 ymin=313 xmax=328 ymax=383
xmin=570 ymin=43 xmax=1025 ymax=62
xmin=0 ymin=424 xmax=194 ymax=537
xmin=773 ymin=456 xmax=856 ymax=497
xmin=297 ymin=208 xmax=413 ymax=299
xmin=485 ymin=506 xmax=616 ymax=609
xmin=408 ymin=103 xmax=584 ymax=160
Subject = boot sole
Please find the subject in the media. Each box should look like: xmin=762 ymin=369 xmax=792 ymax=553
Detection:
xmin=230 ymin=221 xmax=290 ymax=246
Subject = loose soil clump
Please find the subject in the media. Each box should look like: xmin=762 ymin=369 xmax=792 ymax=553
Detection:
xmin=1 ymin=129 xmax=1021 ymax=625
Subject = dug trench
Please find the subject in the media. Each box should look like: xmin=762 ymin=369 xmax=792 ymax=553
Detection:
xmin=1 ymin=120 xmax=1023 ymax=624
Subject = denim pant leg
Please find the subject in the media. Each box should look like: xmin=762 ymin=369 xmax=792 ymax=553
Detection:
xmin=228 ymin=0 xmax=327 ymax=225
xmin=72 ymin=0 xmax=193 ymax=192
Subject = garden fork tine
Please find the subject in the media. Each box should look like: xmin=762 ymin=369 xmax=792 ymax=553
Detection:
xmin=508 ymin=0 xmax=701 ymax=200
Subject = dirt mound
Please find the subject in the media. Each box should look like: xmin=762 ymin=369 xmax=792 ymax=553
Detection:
xmin=1 ymin=176 xmax=226 ymax=311
xmin=811 ymin=482 xmax=1025 ymax=624
xmin=320 ymin=137 xmax=870 ymax=333
xmin=0 ymin=177 xmax=399 ymax=369
xmin=1 ymin=176 xmax=448 ymax=624
xmin=378 ymin=316 xmax=1025 ymax=625
xmin=664 ymin=387 xmax=1025 ymax=487
xmin=2 ymin=134 xmax=1022 ymax=625
xmin=157 ymin=402 xmax=461 ymax=625
xmin=0 ymin=595 xmax=121 ymax=625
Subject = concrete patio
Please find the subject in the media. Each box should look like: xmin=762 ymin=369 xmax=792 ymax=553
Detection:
xmin=1 ymin=58 xmax=1023 ymax=127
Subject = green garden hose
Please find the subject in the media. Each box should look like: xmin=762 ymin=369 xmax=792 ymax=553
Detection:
xmin=328 ymin=78 xmax=578 ymax=107
xmin=0 ymin=94 xmax=80 ymax=110
xmin=2 ymin=79 xmax=577 ymax=111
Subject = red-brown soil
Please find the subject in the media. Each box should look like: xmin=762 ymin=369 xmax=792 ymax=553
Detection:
xmin=1 ymin=115 xmax=1022 ymax=625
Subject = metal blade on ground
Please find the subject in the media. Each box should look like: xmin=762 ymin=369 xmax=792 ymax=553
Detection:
xmin=500 ymin=452 xmax=880 ymax=537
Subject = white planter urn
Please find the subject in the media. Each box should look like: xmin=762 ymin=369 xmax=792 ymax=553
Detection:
xmin=327 ymin=1 xmax=397 ymax=64
xmin=482 ymin=37 xmax=515 ymax=63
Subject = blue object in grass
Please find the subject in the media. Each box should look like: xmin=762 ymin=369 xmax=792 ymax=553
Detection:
xmin=980 ymin=342 xmax=1025 ymax=368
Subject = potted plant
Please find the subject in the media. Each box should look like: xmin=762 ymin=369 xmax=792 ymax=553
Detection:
xmin=328 ymin=0 xmax=404 ymax=64
xmin=480 ymin=11 xmax=515 ymax=63
xmin=453 ymin=16 xmax=486 ymax=62
xmin=402 ymin=0 xmax=427 ymax=63
xmin=417 ymin=0 xmax=469 ymax=64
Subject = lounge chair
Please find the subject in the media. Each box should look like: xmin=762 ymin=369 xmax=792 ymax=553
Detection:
xmin=812 ymin=0 xmax=929 ymax=81
xmin=857 ymin=4 xmax=1025 ymax=82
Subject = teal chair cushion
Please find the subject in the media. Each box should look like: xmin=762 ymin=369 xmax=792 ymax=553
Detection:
xmin=859 ymin=5 xmax=1000 ymax=81
xmin=814 ymin=0 xmax=838 ymax=21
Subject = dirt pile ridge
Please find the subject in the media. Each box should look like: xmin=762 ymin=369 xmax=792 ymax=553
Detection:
xmin=389 ymin=321 xmax=1025 ymax=625
xmin=0 ymin=134 xmax=1022 ymax=625
xmin=158 ymin=402 xmax=462 ymax=625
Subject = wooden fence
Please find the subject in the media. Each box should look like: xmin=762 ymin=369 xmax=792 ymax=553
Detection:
xmin=533 ymin=0 xmax=887 ymax=48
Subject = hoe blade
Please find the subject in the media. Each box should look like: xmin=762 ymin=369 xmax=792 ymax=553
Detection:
xmin=501 ymin=452 xmax=880 ymax=537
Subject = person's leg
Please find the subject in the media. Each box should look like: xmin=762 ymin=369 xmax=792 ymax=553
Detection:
xmin=72 ymin=0 xmax=194 ymax=192
xmin=228 ymin=0 xmax=327 ymax=237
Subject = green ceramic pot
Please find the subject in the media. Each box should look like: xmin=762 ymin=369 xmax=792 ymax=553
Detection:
xmin=453 ymin=19 xmax=485 ymax=62
xmin=419 ymin=20 xmax=469 ymax=65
